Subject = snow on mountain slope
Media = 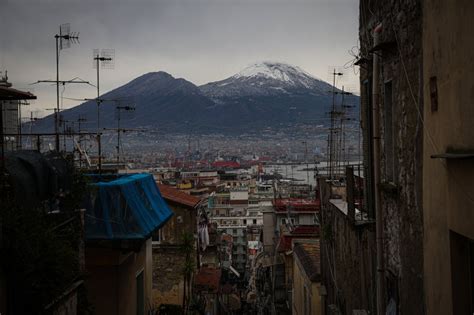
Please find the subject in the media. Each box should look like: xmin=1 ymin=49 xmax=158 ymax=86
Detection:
xmin=234 ymin=62 xmax=320 ymax=86
xmin=200 ymin=61 xmax=333 ymax=99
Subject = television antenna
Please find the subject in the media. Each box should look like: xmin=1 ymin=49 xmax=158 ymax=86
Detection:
xmin=93 ymin=48 xmax=115 ymax=173
xmin=114 ymin=104 xmax=135 ymax=165
xmin=34 ymin=24 xmax=81 ymax=151
xmin=54 ymin=23 xmax=79 ymax=150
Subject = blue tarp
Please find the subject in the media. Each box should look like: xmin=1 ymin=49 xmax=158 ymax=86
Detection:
xmin=84 ymin=173 xmax=174 ymax=241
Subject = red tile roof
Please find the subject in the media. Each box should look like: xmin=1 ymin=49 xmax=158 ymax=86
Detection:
xmin=211 ymin=161 xmax=241 ymax=169
xmin=273 ymin=198 xmax=320 ymax=212
xmin=292 ymin=225 xmax=320 ymax=235
xmin=158 ymin=184 xmax=200 ymax=208
xmin=277 ymin=226 xmax=320 ymax=252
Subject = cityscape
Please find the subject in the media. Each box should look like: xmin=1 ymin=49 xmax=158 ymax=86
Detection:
xmin=0 ymin=1 xmax=473 ymax=315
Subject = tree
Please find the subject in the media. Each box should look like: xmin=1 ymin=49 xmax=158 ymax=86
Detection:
xmin=180 ymin=232 xmax=195 ymax=314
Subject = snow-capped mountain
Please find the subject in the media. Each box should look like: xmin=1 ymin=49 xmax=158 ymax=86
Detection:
xmin=200 ymin=61 xmax=332 ymax=99
xmin=32 ymin=62 xmax=359 ymax=134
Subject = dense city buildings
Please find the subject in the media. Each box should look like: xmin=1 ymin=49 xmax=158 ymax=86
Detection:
xmin=1 ymin=1 xmax=473 ymax=314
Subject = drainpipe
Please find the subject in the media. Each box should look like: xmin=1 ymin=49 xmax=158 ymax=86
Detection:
xmin=372 ymin=23 xmax=385 ymax=315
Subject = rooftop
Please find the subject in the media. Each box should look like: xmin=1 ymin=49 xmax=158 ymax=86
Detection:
xmin=278 ymin=225 xmax=320 ymax=252
xmin=273 ymin=198 xmax=320 ymax=212
xmin=293 ymin=241 xmax=321 ymax=282
xmin=0 ymin=85 xmax=36 ymax=101
xmin=158 ymin=184 xmax=201 ymax=208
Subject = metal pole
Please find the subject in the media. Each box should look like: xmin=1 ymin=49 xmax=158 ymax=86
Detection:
xmin=63 ymin=119 xmax=67 ymax=152
xmin=78 ymin=119 xmax=82 ymax=168
xmin=97 ymin=133 xmax=102 ymax=174
xmin=17 ymin=101 xmax=22 ymax=150
xmin=329 ymin=69 xmax=336 ymax=179
xmin=0 ymin=101 xmax=4 ymax=173
xmin=30 ymin=112 xmax=33 ymax=149
xmin=304 ymin=141 xmax=310 ymax=194
xmin=96 ymin=55 xmax=102 ymax=173
xmin=117 ymin=108 xmax=120 ymax=165
xmin=55 ymin=34 xmax=60 ymax=151
xmin=97 ymin=56 xmax=100 ymax=131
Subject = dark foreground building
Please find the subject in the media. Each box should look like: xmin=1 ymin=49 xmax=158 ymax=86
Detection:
xmin=320 ymin=1 xmax=474 ymax=315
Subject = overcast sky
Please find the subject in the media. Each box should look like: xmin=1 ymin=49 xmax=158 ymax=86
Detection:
xmin=1 ymin=0 xmax=359 ymax=116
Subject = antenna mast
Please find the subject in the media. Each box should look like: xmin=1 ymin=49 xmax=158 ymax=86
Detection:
xmin=54 ymin=23 xmax=79 ymax=151
xmin=115 ymin=104 xmax=135 ymax=166
xmin=93 ymin=48 xmax=115 ymax=173
xmin=328 ymin=69 xmax=343 ymax=179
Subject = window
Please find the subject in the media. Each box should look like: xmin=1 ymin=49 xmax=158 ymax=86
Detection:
xmin=384 ymin=80 xmax=396 ymax=183
xmin=152 ymin=229 xmax=162 ymax=244
xmin=253 ymin=219 xmax=257 ymax=224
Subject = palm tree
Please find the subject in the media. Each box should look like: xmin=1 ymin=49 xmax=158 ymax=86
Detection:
xmin=181 ymin=232 xmax=195 ymax=313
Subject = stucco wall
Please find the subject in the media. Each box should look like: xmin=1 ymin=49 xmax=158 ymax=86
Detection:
xmin=292 ymin=252 xmax=321 ymax=315
xmin=422 ymin=1 xmax=474 ymax=314
xmin=85 ymin=239 xmax=152 ymax=315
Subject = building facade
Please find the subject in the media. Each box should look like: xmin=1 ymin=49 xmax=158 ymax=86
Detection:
xmin=422 ymin=1 xmax=474 ymax=314
xmin=358 ymin=0 xmax=424 ymax=313
xmin=292 ymin=241 xmax=322 ymax=315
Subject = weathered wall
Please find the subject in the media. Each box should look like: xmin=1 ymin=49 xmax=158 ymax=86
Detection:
xmin=262 ymin=210 xmax=276 ymax=254
xmin=159 ymin=204 xmax=196 ymax=245
xmin=422 ymin=1 xmax=474 ymax=314
xmin=151 ymin=246 xmax=186 ymax=307
xmin=292 ymin=253 xmax=321 ymax=315
xmin=85 ymin=239 xmax=152 ymax=315
xmin=359 ymin=1 xmax=424 ymax=314
xmin=319 ymin=178 xmax=375 ymax=314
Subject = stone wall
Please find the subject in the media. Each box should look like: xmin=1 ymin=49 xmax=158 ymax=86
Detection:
xmin=152 ymin=246 xmax=186 ymax=307
xmin=359 ymin=0 xmax=424 ymax=314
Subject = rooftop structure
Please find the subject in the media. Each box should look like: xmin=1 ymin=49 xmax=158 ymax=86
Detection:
xmin=84 ymin=173 xmax=174 ymax=241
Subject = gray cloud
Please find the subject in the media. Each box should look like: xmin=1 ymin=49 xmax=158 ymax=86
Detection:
xmin=1 ymin=0 xmax=359 ymax=116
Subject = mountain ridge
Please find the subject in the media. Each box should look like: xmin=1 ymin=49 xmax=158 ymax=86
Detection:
xmin=31 ymin=62 xmax=359 ymax=134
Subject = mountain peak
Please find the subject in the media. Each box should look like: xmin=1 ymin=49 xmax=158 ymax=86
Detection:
xmin=233 ymin=61 xmax=318 ymax=84
xmin=200 ymin=61 xmax=330 ymax=99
